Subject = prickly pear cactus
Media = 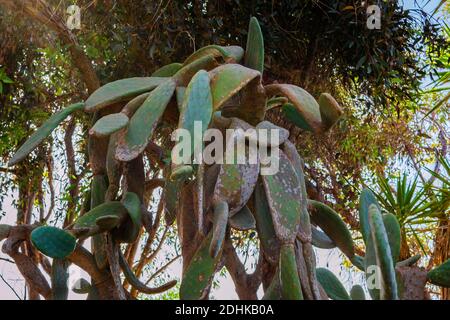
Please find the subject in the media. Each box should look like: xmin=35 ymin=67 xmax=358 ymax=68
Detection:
xmin=9 ymin=16 xmax=352 ymax=300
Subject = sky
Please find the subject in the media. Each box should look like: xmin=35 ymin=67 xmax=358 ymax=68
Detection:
xmin=0 ymin=0 xmax=447 ymax=300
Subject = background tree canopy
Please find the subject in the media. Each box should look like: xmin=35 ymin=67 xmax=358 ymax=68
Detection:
xmin=0 ymin=0 xmax=448 ymax=300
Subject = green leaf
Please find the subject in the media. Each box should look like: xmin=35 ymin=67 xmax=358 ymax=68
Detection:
xmin=9 ymin=102 xmax=85 ymax=166
xmin=116 ymin=79 xmax=176 ymax=162
xmin=85 ymin=77 xmax=166 ymax=112
xmin=244 ymin=17 xmax=264 ymax=74
xmin=89 ymin=113 xmax=129 ymax=137
xmin=316 ymin=268 xmax=350 ymax=300
xmin=31 ymin=226 xmax=76 ymax=259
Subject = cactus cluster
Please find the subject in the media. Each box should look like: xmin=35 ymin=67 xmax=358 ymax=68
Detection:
xmin=6 ymin=16 xmax=448 ymax=300
xmin=312 ymin=188 xmax=450 ymax=300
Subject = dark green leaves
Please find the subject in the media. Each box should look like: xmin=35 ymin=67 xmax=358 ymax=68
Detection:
xmin=9 ymin=102 xmax=84 ymax=166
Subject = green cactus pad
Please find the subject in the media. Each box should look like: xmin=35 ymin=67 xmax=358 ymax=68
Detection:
xmin=266 ymin=96 xmax=288 ymax=110
xmin=115 ymin=192 xmax=142 ymax=243
xmin=279 ymin=244 xmax=303 ymax=300
xmin=253 ymin=181 xmax=280 ymax=264
xmin=427 ymin=258 xmax=450 ymax=288
xmin=350 ymin=284 xmax=366 ymax=300
xmin=151 ymin=63 xmax=183 ymax=77
xmin=72 ymin=278 xmax=91 ymax=294
xmin=262 ymin=271 xmax=282 ymax=300
xmin=282 ymin=103 xmax=313 ymax=132
xmin=382 ymin=212 xmax=401 ymax=263
xmin=368 ymin=204 xmax=398 ymax=300
xmin=229 ymin=205 xmax=256 ymax=231
xmin=262 ymin=151 xmax=302 ymax=244
xmin=308 ymin=200 xmax=355 ymax=259
xmin=209 ymin=64 xmax=260 ymax=111
xmin=350 ymin=255 xmax=365 ymax=271
xmin=209 ymin=201 xmax=229 ymax=258
xmin=244 ymin=17 xmax=264 ymax=74
xmin=85 ymin=77 xmax=166 ymax=112
xmin=8 ymin=102 xmax=84 ymax=166
xmin=116 ymin=79 xmax=176 ymax=162
xmin=359 ymin=188 xmax=381 ymax=244
xmin=318 ymin=93 xmax=343 ymax=130
xmin=121 ymin=92 xmax=150 ymax=117
xmin=74 ymin=201 xmax=128 ymax=229
xmin=176 ymin=69 xmax=213 ymax=161
xmin=180 ymin=231 xmax=222 ymax=300
xmin=184 ymin=45 xmax=244 ymax=66
xmin=122 ymin=192 xmax=142 ymax=226
xmin=311 ymin=226 xmax=336 ymax=249
xmin=265 ymin=84 xmax=322 ymax=133
xmin=174 ymin=54 xmax=219 ymax=86
xmin=31 ymin=226 xmax=76 ymax=259
xmin=212 ymin=146 xmax=259 ymax=216
xmin=316 ymin=267 xmax=350 ymax=300
xmin=89 ymin=113 xmax=129 ymax=137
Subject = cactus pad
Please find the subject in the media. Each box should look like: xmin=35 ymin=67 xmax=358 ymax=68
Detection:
xmin=31 ymin=226 xmax=76 ymax=259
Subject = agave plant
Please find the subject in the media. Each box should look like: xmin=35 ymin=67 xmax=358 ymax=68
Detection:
xmin=7 ymin=16 xmax=448 ymax=301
